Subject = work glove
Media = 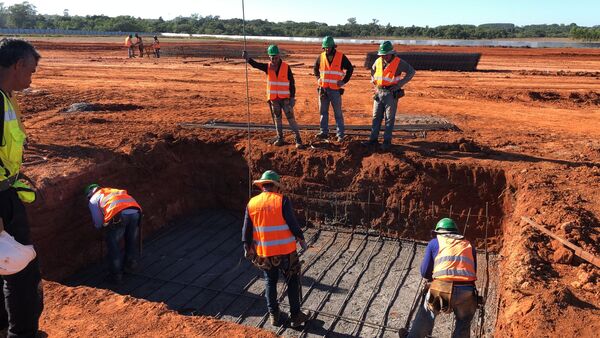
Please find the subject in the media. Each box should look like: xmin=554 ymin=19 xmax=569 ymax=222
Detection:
xmin=298 ymin=239 xmax=308 ymax=251
xmin=242 ymin=50 xmax=249 ymax=60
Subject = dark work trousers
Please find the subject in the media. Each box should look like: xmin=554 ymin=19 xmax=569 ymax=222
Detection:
xmin=104 ymin=211 xmax=140 ymax=276
xmin=263 ymin=254 xmax=301 ymax=317
xmin=0 ymin=188 xmax=43 ymax=338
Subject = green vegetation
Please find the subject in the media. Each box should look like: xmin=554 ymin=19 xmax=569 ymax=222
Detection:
xmin=0 ymin=2 xmax=598 ymax=41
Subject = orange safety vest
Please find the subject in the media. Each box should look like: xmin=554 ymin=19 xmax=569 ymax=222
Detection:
xmin=266 ymin=61 xmax=290 ymax=101
xmin=319 ymin=51 xmax=344 ymax=90
xmin=372 ymin=56 xmax=401 ymax=87
xmin=153 ymin=41 xmax=160 ymax=49
xmin=125 ymin=36 xmax=132 ymax=47
xmin=247 ymin=192 xmax=296 ymax=257
xmin=97 ymin=188 xmax=141 ymax=224
xmin=432 ymin=235 xmax=477 ymax=282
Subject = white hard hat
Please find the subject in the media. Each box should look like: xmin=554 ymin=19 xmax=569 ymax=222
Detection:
xmin=0 ymin=231 xmax=36 ymax=275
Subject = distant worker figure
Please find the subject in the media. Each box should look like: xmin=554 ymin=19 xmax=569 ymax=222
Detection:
xmin=407 ymin=218 xmax=479 ymax=338
xmin=0 ymin=38 xmax=44 ymax=337
xmin=363 ymin=41 xmax=415 ymax=151
xmin=243 ymin=46 xmax=304 ymax=149
xmin=242 ymin=170 xmax=310 ymax=328
xmin=85 ymin=184 xmax=142 ymax=284
xmin=152 ymin=35 xmax=161 ymax=58
xmin=313 ymin=36 xmax=354 ymax=142
xmin=125 ymin=34 xmax=134 ymax=58
xmin=134 ymin=33 xmax=144 ymax=58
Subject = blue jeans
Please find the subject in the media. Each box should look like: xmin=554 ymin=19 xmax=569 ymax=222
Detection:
xmin=319 ymin=88 xmax=344 ymax=137
xmin=105 ymin=211 xmax=140 ymax=275
xmin=263 ymin=255 xmax=301 ymax=317
xmin=369 ymin=90 xmax=398 ymax=144
xmin=408 ymin=285 xmax=478 ymax=338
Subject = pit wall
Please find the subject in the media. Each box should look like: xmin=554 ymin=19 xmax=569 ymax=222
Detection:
xmin=29 ymin=138 xmax=249 ymax=281
xmin=29 ymin=136 xmax=513 ymax=281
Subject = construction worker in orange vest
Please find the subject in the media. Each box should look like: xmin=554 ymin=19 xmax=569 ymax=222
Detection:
xmin=407 ymin=218 xmax=479 ymax=338
xmin=314 ymin=36 xmax=354 ymax=142
xmin=125 ymin=34 xmax=134 ymax=58
xmin=363 ymin=41 xmax=415 ymax=151
xmin=85 ymin=184 xmax=142 ymax=284
xmin=242 ymin=170 xmax=310 ymax=328
xmin=242 ymin=46 xmax=305 ymax=149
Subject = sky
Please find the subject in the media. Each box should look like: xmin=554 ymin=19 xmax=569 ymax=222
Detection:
xmin=2 ymin=0 xmax=598 ymax=27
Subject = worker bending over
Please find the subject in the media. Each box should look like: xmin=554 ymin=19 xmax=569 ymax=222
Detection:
xmin=85 ymin=184 xmax=142 ymax=284
xmin=407 ymin=218 xmax=479 ymax=338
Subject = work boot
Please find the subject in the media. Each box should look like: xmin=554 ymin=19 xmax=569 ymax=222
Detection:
xmin=337 ymin=135 xmax=345 ymax=142
xmin=290 ymin=311 xmax=310 ymax=328
xmin=381 ymin=141 xmax=391 ymax=151
xmin=269 ymin=310 xmax=281 ymax=326
xmin=361 ymin=139 xmax=379 ymax=147
xmin=273 ymin=138 xmax=285 ymax=146
xmin=315 ymin=132 xmax=328 ymax=140
xmin=295 ymin=143 xmax=305 ymax=150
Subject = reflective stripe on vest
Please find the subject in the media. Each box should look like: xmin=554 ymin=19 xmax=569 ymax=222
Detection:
xmin=266 ymin=62 xmax=290 ymax=100
xmin=247 ymin=191 xmax=296 ymax=257
xmin=432 ymin=235 xmax=477 ymax=282
xmin=98 ymin=188 xmax=141 ymax=224
xmin=319 ymin=51 xmax=344 ymax=89
xmin=0 ymin=91 xmax=25 ymax=182
xmin=372 ymin=56 xmax=401 ymax=87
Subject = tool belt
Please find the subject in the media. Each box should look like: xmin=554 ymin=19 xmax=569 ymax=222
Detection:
xmin=426 ymin=280 xmax=454 ymax=314
xmin=250 ymin=251 xmax=301 ymax=278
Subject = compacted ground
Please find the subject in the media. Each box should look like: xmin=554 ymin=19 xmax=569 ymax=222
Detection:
xmin=11 ymin=37 xmax=600 ymax=337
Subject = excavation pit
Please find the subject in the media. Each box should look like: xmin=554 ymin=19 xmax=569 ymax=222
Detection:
xmin=68 ymin=210 xmax=499 ymax=338
xmin=57 ymin=136 xmax=509 ymax=337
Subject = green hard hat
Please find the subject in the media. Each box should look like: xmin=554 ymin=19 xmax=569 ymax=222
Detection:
xmin=378 ymin=40 xmax=394 ymax=55
xmin=435 ymin=218 xmax=459 ymax=233
xmin=322 ymin=36 xmax=335 ymax=48
xmin=84 ymin=183 xmax=100 ymax=198
xmin=267 ymin=44 xmax=280 ymax=56
xmin=253 ymin=170 xmax=281 ymax=187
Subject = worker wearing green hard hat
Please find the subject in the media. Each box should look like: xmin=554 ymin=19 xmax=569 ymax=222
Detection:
xmin=407 ymin=217 xmax=479 ymax=337
xmin=363 ymin=40 xmax=416 ymax=152
xmin=243 ymin=170 xmax=309 ymax=327
xmin=314 ymin=36 xmax=354 ymax=142
xmin=242 ymin=45 xmax=304 ymax=149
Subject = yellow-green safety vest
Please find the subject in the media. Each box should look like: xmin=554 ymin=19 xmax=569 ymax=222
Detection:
xmin=0 ymin=90 xmax=35 ymax=203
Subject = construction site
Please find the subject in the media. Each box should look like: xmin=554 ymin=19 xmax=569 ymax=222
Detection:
xmin=8 ymin=36 xmax=599 ymax=337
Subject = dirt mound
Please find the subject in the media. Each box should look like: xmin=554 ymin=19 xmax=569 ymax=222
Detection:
xmin=40 ymin=281 xmax=277 ymax=338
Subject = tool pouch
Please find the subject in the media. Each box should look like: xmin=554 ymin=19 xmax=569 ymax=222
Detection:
xmin=426 ymin=280 xmax=454 ymax=314
xmin=393 ymin=88 xmax=405 ymax=99
xmin=283 ymin=251 xmax=301 ymax=278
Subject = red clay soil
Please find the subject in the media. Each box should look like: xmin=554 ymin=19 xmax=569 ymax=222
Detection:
xmin=12 ymin=38 xmax=600 ymax=337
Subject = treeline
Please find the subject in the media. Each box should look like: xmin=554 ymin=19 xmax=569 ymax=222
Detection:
xmin=1 ymin=1 xmax=598 ymax=40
